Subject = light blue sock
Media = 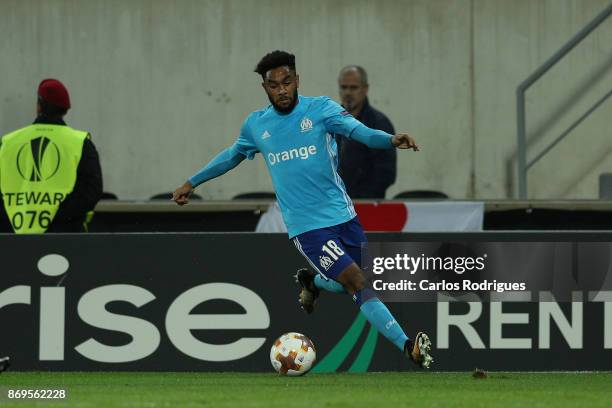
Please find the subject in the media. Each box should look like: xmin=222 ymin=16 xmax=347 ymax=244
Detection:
xmin=357 ymin=292 xmax=409 ymax=351
xmin=314 ymin=274 xmax=346 ymax=293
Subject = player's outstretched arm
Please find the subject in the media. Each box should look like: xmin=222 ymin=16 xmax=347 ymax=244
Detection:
xmin=349 ymin=124 xmax=419 ymax=151
xmin=322 ymin=97 xmax=419 ymax=151
xmin=172 ymin=146 xmax=246 ymax=206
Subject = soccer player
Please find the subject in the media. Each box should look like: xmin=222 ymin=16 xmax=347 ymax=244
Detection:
xmin=172 ymin=51 xmax=433 ymax=368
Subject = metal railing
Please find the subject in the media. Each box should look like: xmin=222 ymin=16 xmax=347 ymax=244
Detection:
xmin=516 ymin=2 xmax=612 ymax=199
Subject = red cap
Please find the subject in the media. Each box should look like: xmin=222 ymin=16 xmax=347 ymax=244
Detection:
xmin=37 ymin=79 xmax=71 ymax=110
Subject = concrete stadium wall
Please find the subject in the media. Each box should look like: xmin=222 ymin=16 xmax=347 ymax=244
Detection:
xmin=0 ymin=0 xmax=610 ymax=200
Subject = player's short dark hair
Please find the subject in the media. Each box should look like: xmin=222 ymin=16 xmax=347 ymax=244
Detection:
xmin=254 ymin=51 xmax=296 ymax=79
xmin=38 ymin=97 xmax=68 ymax=117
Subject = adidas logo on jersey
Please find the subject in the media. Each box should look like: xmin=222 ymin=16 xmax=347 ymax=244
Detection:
xmin=261 ymin=130 xmax=271 ymax=139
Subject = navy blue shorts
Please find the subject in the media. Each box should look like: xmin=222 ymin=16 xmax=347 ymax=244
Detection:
xmin=292 ymin=217 xmax=366 ymax=280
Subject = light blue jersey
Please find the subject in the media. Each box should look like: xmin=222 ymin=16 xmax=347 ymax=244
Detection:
xmin=237 ymin=96 xmax=362 ymax=237
xmin=189 ymin=95 xmax=394 ymax=238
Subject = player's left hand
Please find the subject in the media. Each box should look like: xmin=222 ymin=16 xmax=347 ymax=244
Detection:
xmin=392 ymin=133 xmax=419 ymax=151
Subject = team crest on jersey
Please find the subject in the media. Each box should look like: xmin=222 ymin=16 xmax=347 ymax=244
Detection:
xmin=300 ymin=117 xmax=313 ymax=133
xmin=319 ymin=255 xmax=334 ymax=270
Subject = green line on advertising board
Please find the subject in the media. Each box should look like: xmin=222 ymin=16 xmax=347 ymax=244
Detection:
xmin=312 ymin=313 xmax=370 ymax=373
xmin=348 ymin=325 xmax=378 ymax=372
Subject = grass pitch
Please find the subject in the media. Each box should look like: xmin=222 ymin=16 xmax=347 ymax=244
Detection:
xmin=1 ymin=371 xmax=611 ymax=407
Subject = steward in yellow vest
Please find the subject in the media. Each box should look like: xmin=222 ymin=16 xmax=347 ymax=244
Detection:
xmin=0 ymin=79 xmax=102 ymax=233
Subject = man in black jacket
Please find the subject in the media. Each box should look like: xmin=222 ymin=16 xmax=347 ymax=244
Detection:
xmin=0 ymin=79 xmax=102 ymax=232
xmin=336 ymin=66 xmax=397 ymax=199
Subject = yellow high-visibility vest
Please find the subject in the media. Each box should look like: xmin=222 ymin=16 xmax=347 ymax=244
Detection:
xmin=0 ymin=124 xmax=87 ymax=233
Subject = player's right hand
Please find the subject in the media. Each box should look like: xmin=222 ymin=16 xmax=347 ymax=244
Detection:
xmin=172 ymin=182 xmax=194 ymax=206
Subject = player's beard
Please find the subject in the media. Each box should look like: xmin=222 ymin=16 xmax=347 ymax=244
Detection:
xmin=269 ymin=89 xmax=298 ymax=114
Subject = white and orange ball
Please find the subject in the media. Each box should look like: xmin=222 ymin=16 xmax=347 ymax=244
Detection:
xmin=270 ymin=332 xmax=316 ymax=376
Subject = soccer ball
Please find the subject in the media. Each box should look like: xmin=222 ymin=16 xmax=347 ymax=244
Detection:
xmin=270 ymin=332 xmax=316 ymax=376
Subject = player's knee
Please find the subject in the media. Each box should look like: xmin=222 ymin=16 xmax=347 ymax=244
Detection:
xmin=350 ymin=278 xmax=366 ymax=293
xmin=339 ymin=267 xmax=367 ymax=294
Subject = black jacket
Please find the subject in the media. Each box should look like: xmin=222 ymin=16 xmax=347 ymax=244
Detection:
xmin=336 ymin=99 xmax=397 ymax=198
xmin=0 ymin=116 xmax=103 ymax=232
